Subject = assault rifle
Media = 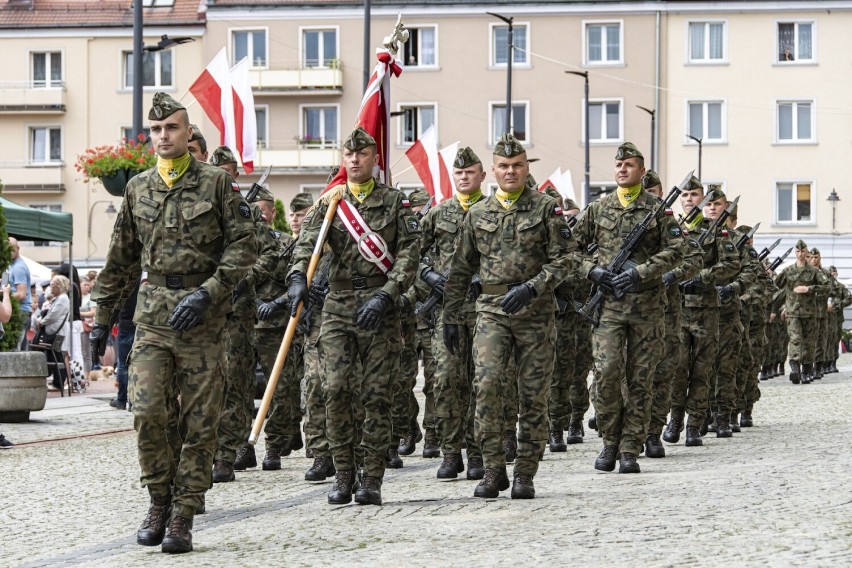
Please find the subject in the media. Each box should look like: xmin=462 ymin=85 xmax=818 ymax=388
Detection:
xmin=414 ymin=268 xmax=450 ymax=325
xmin=735 ymin=222 xmax=760 ymax=250
xmin=768 ymin=247 xmax=793 ymax=272
xmin=696 ymin=196 xmax=739 ymax=247
xmin=758 ymin=238 xmax=781 ymax=262
xmin=245 ymin=165 xmax=272 ymax=203
xmin=578 ymin=170 xmax=694 ymax=326
xmin=679 ymin=191 xmax=714 ymax=227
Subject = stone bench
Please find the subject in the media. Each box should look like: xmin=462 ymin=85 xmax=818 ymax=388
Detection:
xmin=0 ymin=351 xmax=48 ymax=422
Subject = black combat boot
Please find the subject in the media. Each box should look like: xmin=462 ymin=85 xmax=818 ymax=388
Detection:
xmin=473 ymin=466 xmax=510 ymax=498
xmin=305 ymin=456 xmax=336 ymax=481
xmin=328 ymin=469 xmax=357 ymax=504
xmin=831 ymin=360 xmax=839 ymax=373
xmin=801 ymin=363 xmax=812 ymax=384
xmin=778 ymin=362 xmax=785 ymax=377
xmin=758 ymin=366 xmax=767 ymax=381
xmin=548 ymin=429 xmax=567 ymax=452
xmin=663 ymin=414 xmax=684 ymax=444
xmin=588 ymin=415 xmax=597 ymax=431
xmin=386 ymin=445 xmax=403 ymax=469
xmin=161 ymin=515 xmax=193 ymax=554
xmin=707 ymin=412 xmax=718 ymax=433
xmin=814 ymin=362 xmax=824 ymax=380
xmin=511 ymin=473 xmax=535 ymax=499
xmin=262 ymin=446 xmax=282 ymax=470
xmin=289 ymin=423 xmax=304 ymax=452
xmin=354 ymin=475 xmax=383 ymax=506
xmin=594 ymin=445 xmax=618 ymax=472
xmin=436 ymin=453 xmax=464 ymax=479
xmin=730 ymin=411 xmax=741 ymax=433
xmin=422 ymin=430 xmax=441 ymax=458
xmin=137 ymin=493 xmax=172 ymax=546
xmin=233 ymin=445 xmax=257 ymax=470
xmin=503 ymin=430 xmax=518 ymax=463
xmin=644 ymin=433 xmax=665 ymax=458
xmin=740 ymin=406 xmax=753 ymax=428
xmin=789 ymin=360 xmax=801 ymax=384
xmin=618 ymin=452 xmax=640 ymax=474
xmin=565 ymin=420 xmax=585 ymax=444
xmin=398 ymin=426 xmax=422 ymax=456
xmin=716 ymin=414 xmax=732 ymax=438
xmin=466 ymin=454 xmax=485 ymax=480
xmin=685 ymin=425 xmax=703 ymax=446
xmin=212 ymin=459 xmax=235 ymax=483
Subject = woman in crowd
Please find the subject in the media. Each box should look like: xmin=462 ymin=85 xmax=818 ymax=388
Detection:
xmin=35 ymin=275 xmax=71 ymax=390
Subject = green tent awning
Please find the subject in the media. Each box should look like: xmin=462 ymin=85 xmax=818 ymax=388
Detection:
xmin=0 ymin=196 xmax=73 ymax=243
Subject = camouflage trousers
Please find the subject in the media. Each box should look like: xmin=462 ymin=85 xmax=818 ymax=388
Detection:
xmin=737 ymin=312 xmax=765 ymax=411
xmin=570 ymin=320 xmax=593 ymax=423
xmin=647 ymin=303 xmax=681 ymax=436
xmin=393 ymin=313 xmax=420 ymax=441
xmin=671 ymin=306 xmax=719 ymax=428
xmin=503 ymin=352 xmax=519 ymax=432
xmin=416 ymin=327 xmax=437 ymax=437
xmin=433 ymin=312 xmax=479 ymax=457
xmin=472 ymin=308 xmax=554 ymax=476
xmin=786 ymin=316 xmax=817 ymax=364
xmin=303 ymin=316 xmax=329 ymax=457
xmin=714 ymin=305 xmax=742 ymax=417
xmin=318 ymin=309 xmax=401 ymax=477
xmin=766 ymin=317 xmax=785 ymax=367
xmin=831 ymin=314 xmax=844 ymax=363
xmin=814 ymin=316 xmax=828 ymax=363
xmin=257 ymin=328 xmax=304 ymax=450
xmin=129 ymin=322 xmax=226 ymax=520
xmin=549 ymin=310 xmax=591 ymax=429
xmin=592 ymin=306 xmax=664 ymax=456
xmin=215 ymin=296 xmax=257 ymax=463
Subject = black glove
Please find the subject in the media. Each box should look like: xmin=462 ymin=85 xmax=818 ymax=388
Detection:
xmin=168 ymin=288 xmax=213 ymax=331
xmin=287 ymin=272 xmax=309 ymax=317
xmin=421 ymin=268 xmax=447 ymax=296
xmin=662 ymin=271 xmax=677 ymax=287
xmin=500 ymin=283 xmax=537 ymax=315
xmin=680 ymin=276 xmax=703 ymax=289
xmin=89 ymin=323 xmax=111 ymax=364
xmin=467 ymin=275 xmax=483 ymax=302
xmin=355 ymin=290 xmax=393 ymax=331
xmin=399 ymin=295 xmax=412 ymax=312
xmin=588 ymin=266 xmax=616 ymax=291
xmin=717 ymin=285 xmax=735 ymax=300
xmin=443 ymin=323 xmax=460 ymax=355
xmin=258 ymin=296 xmax=288 ymax=321
xmin=611 ymin=267 xmax=641 ymax=294
xmin=308 ymin=281 xmax=329 ymax=307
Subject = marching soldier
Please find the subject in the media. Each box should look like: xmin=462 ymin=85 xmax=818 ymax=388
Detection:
xmin=809 ymin=248 xmax=833 ymax=378
xmin=829 ymin=266 xmax=852 ymax=373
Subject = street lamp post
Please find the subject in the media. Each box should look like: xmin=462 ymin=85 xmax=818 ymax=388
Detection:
xmin=487 ymin=12 xmax=514 ymax=136
xmin=686 ymin=134 xmax=703 ymax=181
xmin=827 ymin=188 xmax=841 ymax=232
xmin=567 ymin=71 xmax=590 ymax=205
xmin=637 ymin=105 xmax=656 ymax=171
xmin=87 ymin=201 xmax=118 ymax=259
xmin=363 ymin=0 xmax=371 ymax=93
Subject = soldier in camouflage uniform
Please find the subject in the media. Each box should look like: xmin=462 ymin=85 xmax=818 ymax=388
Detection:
xmin=287 ymin=127 xmax=420 ymax=506
xmin=573 ymin=145 xmax=683 ymax=474
xmin=443 ymin=134 xmax=575 ymax=498
xmin=775 ymin=240 xmax=829 ymax=383
xmin=90 ymin=93 xmax=256 ymax=553
xmin=830 ymin=266 xmax=852 ymax=372
xmin=421 ymin=147 xmax=488 ymax=480
xmin=808 ymin=248 xmax=830 ymax=380
xmin=186 ymin=125 xmax=208 ymax=162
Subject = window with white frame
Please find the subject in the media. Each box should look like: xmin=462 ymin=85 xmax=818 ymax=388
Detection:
xmin=403 ymin=26 xmax=437 ymax=67
xmin=492 ymin=24 xmax=528 ymax=66
xmin=302 ymin=28 xmax=337 ymax=68
xmin=776 ymin=100 xmax=814 ymax=143
xmin=585 ymin=21 xmax=622 ymax=65
xmin=399 ymin=104 xmax=436 ymax=144
xmin=301 ymin=106 xmax=338 ymax=148
xmin=123 ymin=50 xmax=173 ymax=88
xmin=30 ymin=126 xmax=61 ymax=164
xmin=778 ymin=22 xmax=814 ymax=62
xmin=255 ymin=106 xmax=268 ymax=149
xmin=232 ymin=29 xmax=267 ymax=67
xmin=589 ymin=100 xmax=621 ymax=143
xmin=31 ymin=52 xmax=62 ymax=88
xmin=775 ymin=181 xmax=813 ymax=223
xmin=687 ymin=101 xmax=725 ymax=142
xmin=491 ymin=102 xmax=528 ymax=144
xmin=688 ymin=21 xmax=725 ymax=62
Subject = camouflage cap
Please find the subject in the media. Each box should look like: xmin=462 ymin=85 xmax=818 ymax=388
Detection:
xmin=687 ymin=175 xmax=704 ymax=192
xmin=641 ymin=170 xmax=661 ymax=189
xmin=493 ymin=133 xmax=525 ymax=158
xmin=705 ymin=184 xmax=725 ymax=202
xmin=454 ymin=147 xmax=481 ymax=169
xmin=210 ymin=146 xmax=237 ymax=166
xmin=738 ymin=225 xmax=753 ymax=235
xmin=343 ymin=127 xmax=376 ymax=151
xmin=795 ymin=239 xmax=808 ymax=250
xmin=290 ymin=192 xmax=315 ymax=212
xmin=407 ymin=188 xmax=431 ymax=207
xmin=615 ymin=142 xmax=644 ymax=161
xmin=189 ymin=124 xmax=205 ymax=142
xmin=810 ymin=247 xmax=821 ymax=256
xmin=253 ymin=186 xmax=275 ymax=203
xmin=148 ymin=92 xmax=185 ymax=121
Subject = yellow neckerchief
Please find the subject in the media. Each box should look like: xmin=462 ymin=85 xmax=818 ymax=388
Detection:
xmin=616 ymin=182 xmax=642 ymax=208
xmin=687 ymin=211 xmax=704 ymax=232
xmin=457 ymin=188 xmax=483 ymax=211
xmin=157 ymin=153 xmax=191 ymax=188
xmin=495 ymin=187 xmax=524 ymax=210
xmin=347 ymin=179 xmax=375 ymax=203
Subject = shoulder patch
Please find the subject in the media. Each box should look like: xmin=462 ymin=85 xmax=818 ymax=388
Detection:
xmin=407 ymin=217 xmax=420 ymax=231
xmin=560 ymin=226 xmax=572 ymax=239
xmin=232 ymin=182 xmax=241 ymax=192
xmin=665 ymin=208 xmax=674 ymax=216
xmin=402 ymin=198 xmax=411 ymax=208
xmin=724 ymin=242 xmax=734 ymax=252
xmin=669 ymin=225 xmax=682 ymax=238
xmin=238 ymin=202 xmax=251 ymax=219
xmin=554 ymin=205 xmax=563 ymax=216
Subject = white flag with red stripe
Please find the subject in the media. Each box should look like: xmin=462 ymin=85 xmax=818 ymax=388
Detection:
xmin=229 ymin=58 xmax=257 ymax=174
xmin=404 ymin=125 xmax=458 ymax=203
xmin=539 ymin=167 xmax=577 ymax=202
xmin=188 ymin=48 xmax=236 ymax=152
xmin=436 ymin=141 xmax=459 ymax=202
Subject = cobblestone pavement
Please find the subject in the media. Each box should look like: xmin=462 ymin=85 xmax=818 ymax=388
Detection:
xmin=3 ymin=354 xmax=852 ymax=567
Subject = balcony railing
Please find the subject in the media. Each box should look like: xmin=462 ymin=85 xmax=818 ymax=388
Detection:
xmin=249 ymin=60 xmax=342 ymax=94
xmin=0 ymin=81 xmax=66 ymax=112
xmin=255 ymin=140 xmax=341 ymax=170
xmin=0 ymin=160 xmax=65 ymax=192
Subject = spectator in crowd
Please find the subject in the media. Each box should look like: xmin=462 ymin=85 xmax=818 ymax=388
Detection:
xmin=80 ymin=276 xmax=97 ymax=374
xmin=35 ymin=275 xmax=71 ymax=390
xmin=8 ymin=237 xmax=32 ymax=350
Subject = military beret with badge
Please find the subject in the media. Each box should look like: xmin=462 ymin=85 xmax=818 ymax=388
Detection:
xmin=493 ymin=133 xmax=525 ymax=158
xmin=148 ymin=92 xmax=185 ymax=120
xmin=454 ymin=147 xmax=481 ymax=169
xmin=210 ymin=146 xmax=237 ymax=166
xmin=615 ymin=142 xmax=644 ymax=161
xmin=343 ymin=127 xmax=376 ymax=151
xmin=290 ymin=192 xmax=315 ymax=212
xmin=642 ymin=170 xmax=661 ymax=189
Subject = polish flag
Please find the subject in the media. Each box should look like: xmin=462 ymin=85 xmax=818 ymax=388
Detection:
xmin=229 ymin=58 xmax=257 ymax=174
xmin=404 ymin=125 xmax=458 ymax=203
xmin=188 ymin=48 xmax=236 ymax=151
xmin=436 ymin=141 xmax=459 ymax=202
xmin=539 ymin=167 xmax=577 ymax=203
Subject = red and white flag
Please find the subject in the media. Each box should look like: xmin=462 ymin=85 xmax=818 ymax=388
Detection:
xmin=229 ymin=57 xmax=257 ymax=174
xmin=188 ymin=48 xmax=236 ymax=152
xmin=539 ymin=167 xmax=577 ymax=203
xmin=404 ymin=125 xmax=458 ymax=203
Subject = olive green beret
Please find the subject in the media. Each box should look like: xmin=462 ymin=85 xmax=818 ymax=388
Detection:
xmin=795 ymin=239 xmax=808 ymax=250
xmin=343 ymin=127 xmax=376 ymax=151
xmin=290 ymin=192 xmax=315 ymax=212
xmin=705 ymin=184 xmax=725 ymax=202
xmin=148 ymin=92 xmax=185 ymax=121
xmin=493 ymin=133 xmax=525 ymax=158
xmin=407 ymin=188 xmax=431 ymax=207
xmin=641 ymin=170 xmax=661 ymax=189
xmin=687 ymin=175 xmax=704 ymax=192
xmin=189 ymin=124 xmax=205 ymax=142
xmin=615 ymin=142 xmax=643 ymax=161
xmin=253 ymin=186 xmax=275 ymax=203
xmin=454 ymin=147 xmax=481 ymax=169
xmin=738 ymin=225 xmax=752 ymax=235
xmin=210 ymin=146 xmax=237 ymax=166
xmin=810 ymin=247 xmax=821 ymax=256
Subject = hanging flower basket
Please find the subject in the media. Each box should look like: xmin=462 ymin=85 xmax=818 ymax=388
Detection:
xmin=75 ymin=134 xmax=155 ymax=196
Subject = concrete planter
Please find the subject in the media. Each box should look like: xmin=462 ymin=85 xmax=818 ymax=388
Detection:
xmin=0 ymin=352 xmax=48 ymax=422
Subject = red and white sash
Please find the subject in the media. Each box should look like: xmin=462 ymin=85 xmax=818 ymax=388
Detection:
xmin=336 ymin=198 xmax=395 ymax=275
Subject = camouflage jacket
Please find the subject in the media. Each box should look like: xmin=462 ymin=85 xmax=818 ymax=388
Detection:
xmin=833 ymin=278 xmax=852 ymax=321
xmin=719 ymin=226 xmax=760 ymax=311
xmin=288 ymin=183 xmax=421 ymax=317
xmin=573 ymin=190 xmax=683 ymax=313
xmin=678 ymin=217 xmax=740 ymax=309
xmin=242 ymin=205 xmax=286 ymax=295
xmin=92 ymin=157 xmax=256 ymax=327
xmin=443 ymin=187 xmax=576 ymax=323
xmin=813 ymin=266 xmax=834 ymax=320
xmin=255 ymin=230 xmax=297 ymax=329
xmin=774 ymin=262 xmax=829 ymax=317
